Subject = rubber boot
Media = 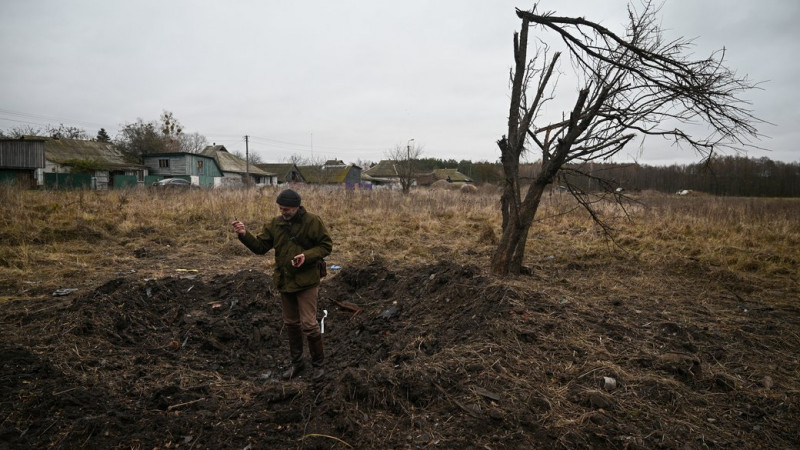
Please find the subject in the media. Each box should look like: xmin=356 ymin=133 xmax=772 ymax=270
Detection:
xmin=281 ymin=325 xmax=305 ymax=380
xmin=307 ymin=334 xmax=325 ymax=381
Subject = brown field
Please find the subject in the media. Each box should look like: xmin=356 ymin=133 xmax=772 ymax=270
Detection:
xmin=1 ymin=186 xmax=798 ymax=448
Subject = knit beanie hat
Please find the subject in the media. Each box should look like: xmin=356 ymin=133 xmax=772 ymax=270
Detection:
xmin=276 ymin=189 xmax=301 ymax=207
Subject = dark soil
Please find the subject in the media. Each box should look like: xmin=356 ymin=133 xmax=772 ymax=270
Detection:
xmin=1 ymin=257 xmax=798 ymax=449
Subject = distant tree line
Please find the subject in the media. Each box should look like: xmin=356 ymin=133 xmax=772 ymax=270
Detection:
xmin=408 ymin=155 xmax=800 ymax=197
xmin=557 ymin=156 xmax=800 ymax=197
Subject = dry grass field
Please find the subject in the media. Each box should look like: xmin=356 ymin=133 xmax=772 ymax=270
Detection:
xmin=1 ymin=185 xmax=798 ymax=448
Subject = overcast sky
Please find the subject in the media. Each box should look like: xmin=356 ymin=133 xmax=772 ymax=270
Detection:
xmin=1 ymin=0 xmax=798 ymax=166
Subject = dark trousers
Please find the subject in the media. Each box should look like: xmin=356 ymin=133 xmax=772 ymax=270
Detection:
xmin=280 ymin=286 xmax=320 ymax=337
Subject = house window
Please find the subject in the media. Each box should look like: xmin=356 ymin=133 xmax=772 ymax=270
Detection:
xmin=159 ymin=159 xmax=170 ymax=168
xmin=197 ymin=160 xmax=204 ymax=169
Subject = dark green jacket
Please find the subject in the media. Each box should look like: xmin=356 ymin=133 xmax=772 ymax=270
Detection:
xmin=238 ymin=207 xmax=333 ymax=293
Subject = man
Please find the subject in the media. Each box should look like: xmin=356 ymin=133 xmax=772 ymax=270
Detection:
xmin=232 ymin=189 xmax=332 ymax=381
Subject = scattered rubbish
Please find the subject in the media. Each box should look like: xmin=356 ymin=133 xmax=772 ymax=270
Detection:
xmin=211 ymin=303 xmax=223 ymax=309
xmin=321 ymin=309 xmax=329 ymax=333
xmin=187 ymin=285 xmax=194 ymax=293
xmin=52 ymin=288 xmax=78 ymax=297
xmin=603 ymin=376 xmax=618 ymax=391
xmin=114 ymin=269 xmax=136 ymax=275
xmin=380 ymin=303 xmax=400 ymax=320
xmin=257 ymin=372 xmax=272 ymax=381
xmin=176 ymin=268 xmax=199 ymax=273
xmin=179 ymin=275 xmax=197 ymax=280
xmin=330 ymin=265 xmax=342 ymax=270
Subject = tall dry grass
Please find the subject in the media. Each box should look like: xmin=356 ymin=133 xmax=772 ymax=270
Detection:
xmin=619 ymin=192 xmax=799 ymax=276
xmin=0 ymin=185 xmax=797 ymax=299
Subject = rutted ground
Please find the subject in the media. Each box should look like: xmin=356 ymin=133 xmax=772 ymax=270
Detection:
xmin=1 ymin=254 xmax=798 ymax=448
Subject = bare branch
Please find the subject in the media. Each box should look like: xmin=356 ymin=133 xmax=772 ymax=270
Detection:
xmin=493 ymin=2 xmax=763 ymax=275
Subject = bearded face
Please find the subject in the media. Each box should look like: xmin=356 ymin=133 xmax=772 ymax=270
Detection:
xmin=279 ymin=205 xmax=299 ymax=220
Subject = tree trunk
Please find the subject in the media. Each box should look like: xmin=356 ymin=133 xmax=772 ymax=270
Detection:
xmin=491 ymin=180 xmax=548 ymax=275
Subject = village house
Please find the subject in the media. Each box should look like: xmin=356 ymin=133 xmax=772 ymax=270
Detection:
xmin=361 ymin=159 xmax=407 ymax=189
xmin=255 ymin=163 xmax=306 ymax=184
xmin=0 ymin=136 xmax=147 ymax=190
xmin=300 ymin=159 xmax=363 ymax=188
xmin=141 ymin=152 xmax=222 ymax=188
xmin=41 ymin=137 xmax=147 ymax=189
xmin=200 ymin=145 xmax=277 ymax=187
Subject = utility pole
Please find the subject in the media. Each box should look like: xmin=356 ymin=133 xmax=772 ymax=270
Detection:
xmin=406 ymin=138 xmax=414 ymax=192
xmin=244 ymin=135 xmax=250 ymax=187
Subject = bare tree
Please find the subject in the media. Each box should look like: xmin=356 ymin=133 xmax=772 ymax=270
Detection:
xmin=179 ymin=132 xmax=208 ymax=153
xmin=159 ymin=111 xmax=183 ymax=152
xmin=232 ymin=150 xmax=263 ymax=165
xmin=386 ymin=141 xmax=423 ymax=194
xmin=115 ymin=112 xmax=207 ymax=159
xmin=0 ymin=125 xmax=44 ymax=138
xmin=47 ymin=123 xmax=89 ymax=140
xmin=1 ymin=124 xmax=89 ymax=140
xmin=493 ymin=2 xmax=761 ymax=275
xmin=114 ymin=118 xmax=165 ymax=159
xmin=285 ymin=153 xmax=324 ymax=166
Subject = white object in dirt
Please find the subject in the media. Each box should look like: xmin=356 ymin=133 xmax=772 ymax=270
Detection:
xmin=603 ymin=376 xmax=618 ymax=391
xmin=321 ymin=309 xmax=328 ymax=334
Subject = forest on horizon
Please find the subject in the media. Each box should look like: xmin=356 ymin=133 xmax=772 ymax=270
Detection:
xmin=420 ymin=155 xmax=800 ymax=198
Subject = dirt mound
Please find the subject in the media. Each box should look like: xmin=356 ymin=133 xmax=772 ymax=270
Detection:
xmin=1 ymin=259 xmax=798 ymax=448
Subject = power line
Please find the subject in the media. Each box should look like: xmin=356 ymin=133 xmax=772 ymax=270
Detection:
xmin=0 ymin=108 xmax=109 ymax=130
xmin=247 ymin=135 xmax=311 ymax=149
